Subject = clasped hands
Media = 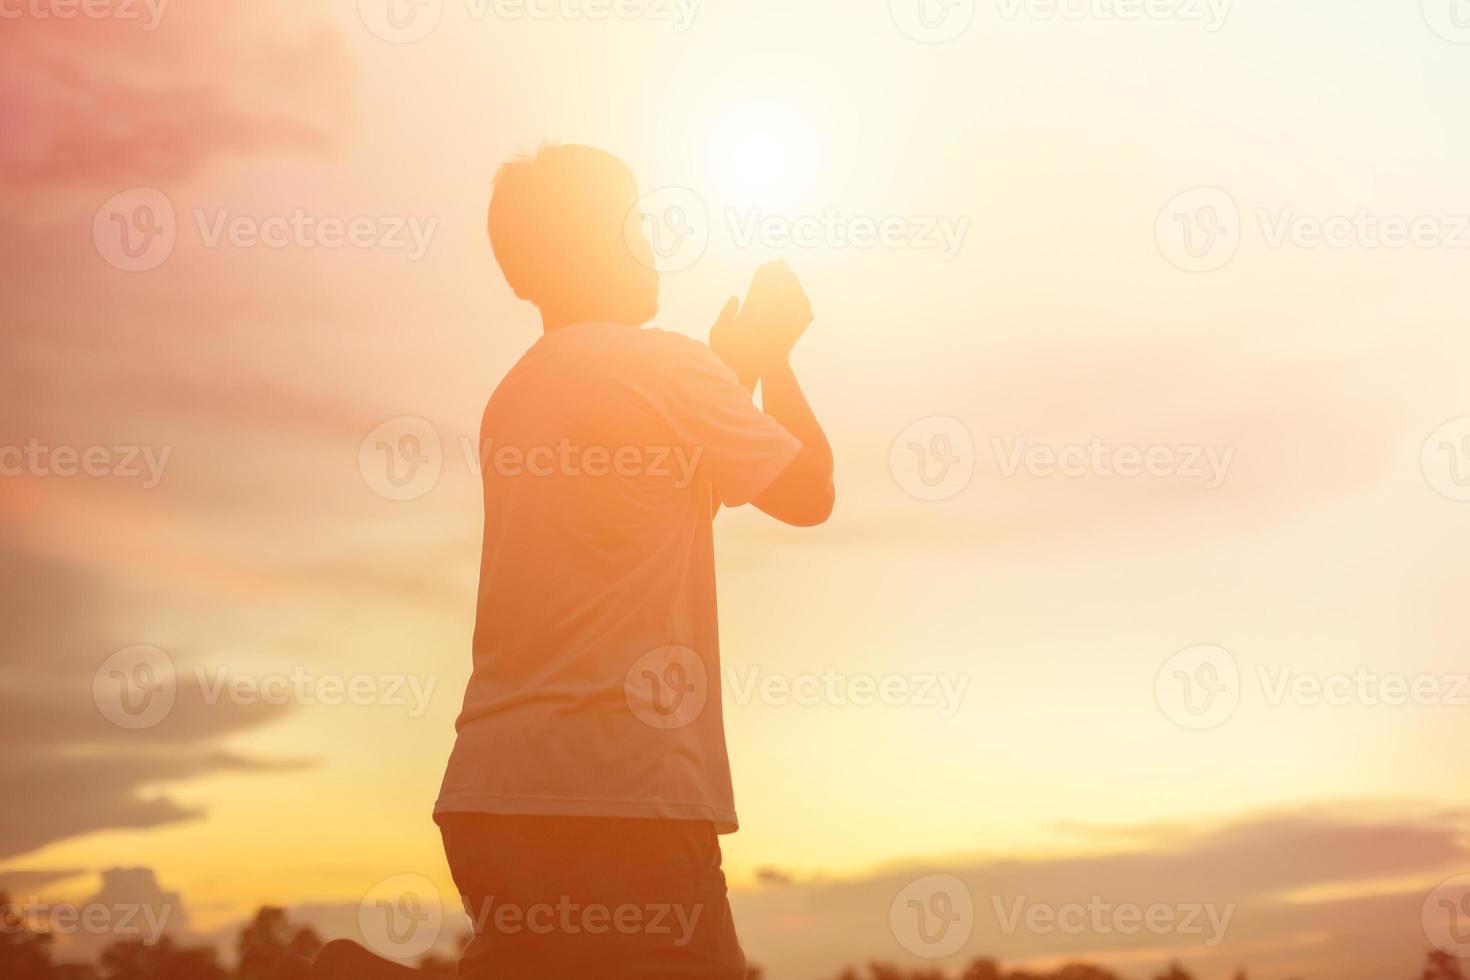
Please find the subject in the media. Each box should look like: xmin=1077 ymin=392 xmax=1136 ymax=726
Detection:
xmin=708 ymin=260 xmax=814 ymax=390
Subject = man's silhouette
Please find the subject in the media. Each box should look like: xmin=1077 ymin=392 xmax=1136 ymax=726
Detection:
xmin=433 ymin=145 xmax=834 ymax=978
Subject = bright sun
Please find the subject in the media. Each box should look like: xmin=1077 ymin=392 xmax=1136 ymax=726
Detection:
xmin=704 ymin=99 xmax=821 ymax=210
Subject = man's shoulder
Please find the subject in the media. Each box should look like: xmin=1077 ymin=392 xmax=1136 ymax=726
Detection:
xmin=527 ymin=322 xmax=713 ymax=363
xmin=488 ymin=324 xmax=732 ymax=417
xmin=634 ymin=327 xmax=733 ymax=380
xmin=633 ymin=326 xmax=713 ymax=359
xmin=587 ymin=326 xmax=730 ymax=388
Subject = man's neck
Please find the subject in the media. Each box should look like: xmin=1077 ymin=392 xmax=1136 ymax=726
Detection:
xmin=541 ymin=310 xmax=638 ymax=334
xmin=542 ymin=311 xmax=598 ymax=334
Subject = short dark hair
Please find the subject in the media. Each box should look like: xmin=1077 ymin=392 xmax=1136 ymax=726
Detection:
xmin=487 ymin=144 xmax=639 ymax=307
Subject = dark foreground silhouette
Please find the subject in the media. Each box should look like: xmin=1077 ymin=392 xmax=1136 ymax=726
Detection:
xmin=3 ymin=893 xmax=1464 ymax=980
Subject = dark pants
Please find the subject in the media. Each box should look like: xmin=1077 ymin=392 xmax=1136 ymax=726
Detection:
xmin=438 ymin=813 xmax=747 ymax=980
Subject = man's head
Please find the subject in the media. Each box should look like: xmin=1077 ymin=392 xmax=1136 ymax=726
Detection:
xmin=488 ymin=144 xmax=659 ymax=329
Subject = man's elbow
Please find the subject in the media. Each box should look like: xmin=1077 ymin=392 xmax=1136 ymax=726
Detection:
xmin=790 ymin=481 xmax=835 ymax=527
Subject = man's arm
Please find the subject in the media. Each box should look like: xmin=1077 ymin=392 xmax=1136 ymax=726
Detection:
xmin=709 ymin=297 xmax=759 ymax=518
xmin=751 ymin=359 xmax=834 ymax=527
xmin=707 ymin=260 xmax=834 ymax=526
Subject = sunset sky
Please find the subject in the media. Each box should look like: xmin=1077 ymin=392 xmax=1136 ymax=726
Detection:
xmin=4 ymin=2 xmax=1470 ymax=978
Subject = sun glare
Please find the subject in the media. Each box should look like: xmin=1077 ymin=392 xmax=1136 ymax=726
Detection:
xmin=705 ymin=99 xmax=821 ymax=210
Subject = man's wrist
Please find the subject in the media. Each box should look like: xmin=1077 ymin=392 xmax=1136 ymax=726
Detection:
xmin=758 ymin=354 xmax=794 ymax=383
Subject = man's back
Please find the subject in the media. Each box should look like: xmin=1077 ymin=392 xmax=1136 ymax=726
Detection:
xmin=436 ymin=321 xmax=802 ymax=832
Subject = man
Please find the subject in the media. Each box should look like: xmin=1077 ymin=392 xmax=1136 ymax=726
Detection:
xmin=433 ymin=144 xmax=835 ymax=979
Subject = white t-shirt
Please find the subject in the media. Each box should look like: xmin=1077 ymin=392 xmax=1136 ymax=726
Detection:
xmin=435 ymin=322 xmax=803 ymax=833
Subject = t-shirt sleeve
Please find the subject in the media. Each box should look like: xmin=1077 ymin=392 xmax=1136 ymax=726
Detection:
xmin=663 ymin=337 xmax=804 ymax=508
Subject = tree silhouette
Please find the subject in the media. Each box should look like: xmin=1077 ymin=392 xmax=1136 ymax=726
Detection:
xmin=958 ymin=960 xmax=1005 ymax=980
xmin=1056 ymin=966 xmax=1127 ymax=980
xmin=9 ymin=899 xmax=1470 ymax=980
xmin=1153 ymin=964 xmax=1196 ymax=980
xmin=99 ymin=937 xmax=226 ymax=980
xmin=834 ymin=966 xmax=948 ymax=980
xmin=1 ymin=892 xmax=59 ymax=980
xmin=1421 ymin=949 xmax=1468 ymax=980
xmin=235 ymin=907 xmax=321 ymax=980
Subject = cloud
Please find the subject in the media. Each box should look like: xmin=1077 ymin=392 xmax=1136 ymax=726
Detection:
xmin=727 ymin=806 xmax=1469 ymax=980
xmin=0 ymin=551 xmax=303 ymax=860
xmin=0 ymin=4 xmax=348 ymax=193
xmin=0 ymin=869 xmax=86 ymax=895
